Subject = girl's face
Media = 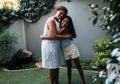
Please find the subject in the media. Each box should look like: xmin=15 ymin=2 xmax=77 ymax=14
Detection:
xmin=61 ymin=18 xmax=69 ymax=27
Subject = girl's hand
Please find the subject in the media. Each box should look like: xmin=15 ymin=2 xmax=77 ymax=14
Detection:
xmin=59 ymin=27 xmax=68 ymax=34
xmin=66 ymin=35 xmax=73 ymax=39
xmin=40 ymin=35 xmax=45 ymax=39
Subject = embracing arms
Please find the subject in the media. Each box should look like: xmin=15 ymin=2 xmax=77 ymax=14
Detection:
xmin=40 ymin=19 xmax=73 ymax=40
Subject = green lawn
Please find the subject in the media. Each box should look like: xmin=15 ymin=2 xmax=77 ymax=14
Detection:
xmin=0 ymin=68 xmax=105 ymax=84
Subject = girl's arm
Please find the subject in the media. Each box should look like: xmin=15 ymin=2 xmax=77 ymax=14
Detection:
xmin=58 ymin=27 xmax=69 ymax=35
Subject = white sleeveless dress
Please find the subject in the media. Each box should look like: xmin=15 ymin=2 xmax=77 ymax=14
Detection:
xmin=41 ymin=17 xmax=64 ymax=69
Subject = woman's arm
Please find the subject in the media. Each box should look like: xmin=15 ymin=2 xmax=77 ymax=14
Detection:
xmin=40 ymin=34 xmax=72 ymax=40
xmin=40 ymin=27 xmax=71 ymax=40
xmin=40 ymin=35 xmax=54 ymax=40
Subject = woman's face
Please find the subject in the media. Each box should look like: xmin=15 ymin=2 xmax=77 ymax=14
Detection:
xmin=55 ymin=10 xmax=66 ymax=19
xmin=61 ymin=18 xmax=69 ymax=27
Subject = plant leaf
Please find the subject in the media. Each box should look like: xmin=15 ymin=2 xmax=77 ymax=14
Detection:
xmin=93 ymin=18 xmax=97 ymax=25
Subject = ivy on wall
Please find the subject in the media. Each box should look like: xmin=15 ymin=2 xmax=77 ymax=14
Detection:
xmin=20 ymin=0 xmax=56 ymax=23
xmin=0 ymin=0 xmax=20 ymax=31
xmin=0 ymin=0 xmax=71 ymax=31
xmin=0 ymin=0 xmax=56 ymax=31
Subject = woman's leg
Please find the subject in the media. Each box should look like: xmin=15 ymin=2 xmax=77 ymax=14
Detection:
xmin=66 ymin=59 xmax=72 ymax=84
xmin=49 ymin=68 xmax=59 ymax=84
xmin=50 ymin=69 xmax=55 ymax=84
xmin=54 ymin=68 xmax=59 ymax=84
xmin=73 ymin=57 xmax=86 ymax=84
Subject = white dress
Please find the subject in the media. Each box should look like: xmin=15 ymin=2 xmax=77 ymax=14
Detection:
xmin=41 ymin=17 xmax=64 ymax=69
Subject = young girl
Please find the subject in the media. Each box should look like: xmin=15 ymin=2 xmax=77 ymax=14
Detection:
xmin=60 ymin=16 xmax=86 ymax=84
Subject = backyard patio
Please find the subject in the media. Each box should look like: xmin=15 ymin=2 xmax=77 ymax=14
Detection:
xmin=0 ymin=0 xmax=120 ymax=84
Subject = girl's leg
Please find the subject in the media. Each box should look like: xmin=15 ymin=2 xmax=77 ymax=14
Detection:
xmin=73 ymin=57 xmax=86 ymax=84
xmin=66 ymin=59 xmax=72 ymax=84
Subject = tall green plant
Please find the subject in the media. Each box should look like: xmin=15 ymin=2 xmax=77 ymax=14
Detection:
xmin=0 ymin=30 xmax=17 ymax=65
xmin=89 ymin=0 xmax=120 ymax=83
xmin=91 ymin=39 xmax=112 ymax=70
xmin=89 ymin=0 xmax=120 ymax=64
xmin=89 ymin=0 xmax=120 ymax=35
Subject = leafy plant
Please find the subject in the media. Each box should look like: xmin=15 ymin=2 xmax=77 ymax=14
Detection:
xmin=89 ymin=0 xmax=120 ymax=65
xmin=0 ymin=0 xmax=56 ymax=28
xmin=0 ymin=29 xmax=17 ymax=65
xmin=0 ymin=0 xmax=20 ymax=29
xmin=19 ymin=0 xmax=56 ymax=23
xmin=93 ymin=39 xmax=111 ymax=52
xmin=91 ymin=39 xmax=112 ymax=70
xmin=89 ymin=0 xmax=120 ymax=83
xmin=0 ymin=0 xmax=71 ymax=28
xmin=89 ymin=0 xmax=120 ymax=35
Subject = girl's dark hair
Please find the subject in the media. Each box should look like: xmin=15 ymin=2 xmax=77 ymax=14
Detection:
xmin=62 ymin=16 xmax=76 ymax=38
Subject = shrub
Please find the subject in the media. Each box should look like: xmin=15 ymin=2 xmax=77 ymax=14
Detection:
xmin=0 ymin=30 xmax=17 ymax=65
xmin=89 ymin=0 xmax=120 ymax=83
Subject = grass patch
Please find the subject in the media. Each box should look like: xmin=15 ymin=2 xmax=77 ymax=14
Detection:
xmin=0 ymin=68 xmax=106 ymax=84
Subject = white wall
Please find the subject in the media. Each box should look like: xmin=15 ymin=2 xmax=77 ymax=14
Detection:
xmin=8 ymin=20 xmax=26 ymax=50
xmin=19 ymin=0 xmax=110 ymax=60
